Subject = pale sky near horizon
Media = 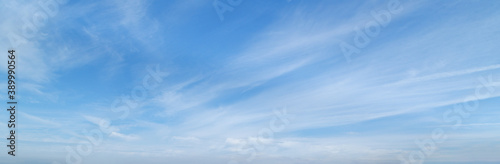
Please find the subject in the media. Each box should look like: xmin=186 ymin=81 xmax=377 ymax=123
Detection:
xmin=1 ymin=0 xmax=500 ymax=164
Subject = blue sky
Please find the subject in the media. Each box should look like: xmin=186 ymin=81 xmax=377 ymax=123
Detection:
xmin=1 ymin=0 xmax=500 ymax=164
